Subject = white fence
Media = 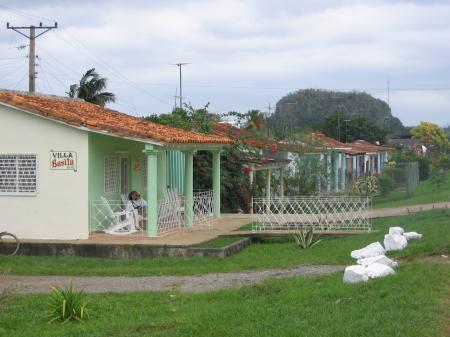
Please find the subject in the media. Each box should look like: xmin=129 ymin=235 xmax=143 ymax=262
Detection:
xmin=89 ymin=190 xmax=215 ymax=236
xmin=252 ymin=196 xmax=372 ymax=231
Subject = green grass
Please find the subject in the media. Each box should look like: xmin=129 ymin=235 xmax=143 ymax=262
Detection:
xmin=0 ymin=263 xmax=448 ymax=337
xmin=194 ymin=236 xmax=244 ymax=248
xmin=373 ymin=175 xmax=450 ymax=209
xmin=1 ymin=209 xmax=449 ymax=276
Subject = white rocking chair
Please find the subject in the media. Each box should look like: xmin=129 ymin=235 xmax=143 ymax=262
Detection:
xmin=100 ymin=196 xmax=139 ymax=235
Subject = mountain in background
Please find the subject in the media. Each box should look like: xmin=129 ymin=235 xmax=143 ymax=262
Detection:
xmin=267 ymin=89 xmax=406 ymax=137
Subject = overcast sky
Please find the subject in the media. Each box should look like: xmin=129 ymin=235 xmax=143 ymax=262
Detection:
xmin=1 ymin=0 xmax=450 ymax=126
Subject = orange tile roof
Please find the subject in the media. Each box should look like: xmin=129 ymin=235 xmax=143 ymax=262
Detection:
xmin=212 ymin=122 xmax=282 ymax=151
xmin=0 ymin=91 xmax=234 ymax=145
xmin=347 ymin=140 xmax=394 ymax=153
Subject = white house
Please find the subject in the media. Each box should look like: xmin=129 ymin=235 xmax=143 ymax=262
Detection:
xmin=0 ymin=91 xmax=232 ymax=240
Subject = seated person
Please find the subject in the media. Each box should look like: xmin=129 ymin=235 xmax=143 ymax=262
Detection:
xmin=126 ymin=191 xmax=148 ymax=216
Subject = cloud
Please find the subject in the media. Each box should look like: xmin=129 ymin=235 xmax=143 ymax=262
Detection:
xmin=0 ymin=0 xmax=450 ymax=125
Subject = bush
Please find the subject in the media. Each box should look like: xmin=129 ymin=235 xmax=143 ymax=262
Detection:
xmin=348 ymin=176 xmax=379 ymax=196
xmin=47 ymin=283 xmax=88 ymax=323
xmin=417 ymin=157 xmax=431 ymax=180
xmin=377 ymin=174 xmax=395 ymax=196
xmin=429 ymin=166 xmax=448 ymax=187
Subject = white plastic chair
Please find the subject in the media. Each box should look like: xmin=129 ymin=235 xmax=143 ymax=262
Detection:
xmin=100 ymin=196 xmax=139 ymax=235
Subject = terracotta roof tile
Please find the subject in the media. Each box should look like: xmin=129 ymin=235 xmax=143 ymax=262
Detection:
xmin=0 ymin=91 xmax=233 ymax=145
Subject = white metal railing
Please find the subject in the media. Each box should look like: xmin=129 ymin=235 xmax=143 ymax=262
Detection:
xmin=192 ymin=190 xmax=214 ymax=228
xmin=90 ymin=190 xmax=215 ymax=236
xmin=252 ymin=196 xmax=371 ymax=231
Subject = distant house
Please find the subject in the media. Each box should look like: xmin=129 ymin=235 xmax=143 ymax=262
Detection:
xmin=0 ymin=91 xmax=233 ymax=240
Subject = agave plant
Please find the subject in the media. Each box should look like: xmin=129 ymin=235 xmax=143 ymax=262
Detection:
xmin=47 ymin=283 xmax=88 ymax=323
xmin=292 ymin=228 xmax=322 ymax=249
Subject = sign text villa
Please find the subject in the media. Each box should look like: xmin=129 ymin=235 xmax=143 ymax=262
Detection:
xmin=50 ymin=151 xmax=77 ymax=171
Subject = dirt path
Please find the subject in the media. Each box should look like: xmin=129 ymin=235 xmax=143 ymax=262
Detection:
xmin=372 ymin=201 xmax=450 ymax=218
xmin=0 ymin=265 xmax=345 ymax=294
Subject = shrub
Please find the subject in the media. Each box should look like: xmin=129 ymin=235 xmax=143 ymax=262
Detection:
xmin=429 ymin=166 xmax=448 ymax=187
xmin=417 ymin=157 xmax=431 ymax=180
xmin=47 ymin=283 xmax=88 ymax=323
xmin=292 ymin=228 xmax=322 ymax=249
xmin=378 ymin=174 xmax=395 ymax=196
xmin=348 ymin=176 xmax=379 ymax=196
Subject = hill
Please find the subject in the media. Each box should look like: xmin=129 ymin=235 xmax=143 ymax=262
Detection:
xmin=267 ymin=89 xmax=405 ymax=137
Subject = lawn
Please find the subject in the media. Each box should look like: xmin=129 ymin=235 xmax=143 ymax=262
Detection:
xmin=0 ymin=262 xmax=448 ymax=337
xmin=373 ymin=174 xmax=450 ymax=209
xmin=194 ymin=236 xmax=244 ymax=248
xmin=1 ymin=209 xmax=449 ymax=276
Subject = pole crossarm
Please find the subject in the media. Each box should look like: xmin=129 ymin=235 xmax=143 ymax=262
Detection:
xmin=6 ymin=22 xmax=58 ymax=93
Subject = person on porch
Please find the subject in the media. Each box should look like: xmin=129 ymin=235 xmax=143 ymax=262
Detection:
xmin=126 ymin=191 xmax=148 ymax=229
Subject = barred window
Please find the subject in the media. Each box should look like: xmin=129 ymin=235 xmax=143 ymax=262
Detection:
xmin=104 ymin=156 xmax=119 ymax=195
xmin=0 ymin=154 xmax=37 ymax=195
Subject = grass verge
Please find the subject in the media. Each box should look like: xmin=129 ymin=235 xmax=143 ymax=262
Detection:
xmin=0 ymin=263 xmax=448 ymax=337
xmin=373 ymin=175 xmax=450 ymax=209
xmin=0 ymin=209 xmax=449 ymax=276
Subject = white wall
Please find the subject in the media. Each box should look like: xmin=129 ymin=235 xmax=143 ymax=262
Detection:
xmin=0 ymin=106 xmax=89 ymax=240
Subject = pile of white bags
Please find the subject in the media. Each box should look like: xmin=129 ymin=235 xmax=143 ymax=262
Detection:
xmin=350 ymin=242 xmax=386 ymax=259
xmin=343 ymin=226 xmax=422 ymax=284
xmin=384 ymin=234 xmax=408 ymax=251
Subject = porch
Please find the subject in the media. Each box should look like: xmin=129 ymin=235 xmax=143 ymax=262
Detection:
xmin=87 ymin=132 xmax=224 ymax=237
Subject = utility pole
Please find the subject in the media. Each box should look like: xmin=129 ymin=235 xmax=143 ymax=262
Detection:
xmin=173 ymin=63 xmax=189 ymax=109
xmin=7 ymin=22 xmax=58 ymax=93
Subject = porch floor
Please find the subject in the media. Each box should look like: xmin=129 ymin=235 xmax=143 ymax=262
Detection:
xmin=21 ymin=214 xmax=251 ymax=247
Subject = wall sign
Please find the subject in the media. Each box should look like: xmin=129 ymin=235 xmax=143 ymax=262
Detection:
xmin=50 ymin=151 xmax=77 ymax=171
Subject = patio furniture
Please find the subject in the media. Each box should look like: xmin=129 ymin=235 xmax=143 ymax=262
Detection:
xmin=100 ymin=196 xmax=139 ymax=235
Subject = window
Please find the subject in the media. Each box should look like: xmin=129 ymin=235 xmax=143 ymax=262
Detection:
xmin=104 ymin=156 xmax=119 ymax=195
xmin=0 ymin=154 xmax=37 ymax=195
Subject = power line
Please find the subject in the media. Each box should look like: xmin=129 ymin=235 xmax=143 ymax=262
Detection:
xmin=6 ymin=21 xmax=58 ymax=92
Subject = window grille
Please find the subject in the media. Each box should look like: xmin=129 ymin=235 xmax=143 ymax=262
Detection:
xmin=104 ymin=156 xmax=119 ymax=195
xmin=0 ymin=154 xmax=37 ymax=195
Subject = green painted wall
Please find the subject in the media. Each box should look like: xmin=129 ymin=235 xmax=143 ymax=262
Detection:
xmin=88 ymin=133 xmax=149 ymax=202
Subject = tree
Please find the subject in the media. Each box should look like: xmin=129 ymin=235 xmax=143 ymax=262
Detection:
xmin=245 ymin=110 xmax=266 ymax=132
xmin=67 ymin=68 xmax=116 ymax=107
xmin=314 ymin=111 xmax=388 ymax=144
xmin=411 ymin=122 xmax=449 ymax=147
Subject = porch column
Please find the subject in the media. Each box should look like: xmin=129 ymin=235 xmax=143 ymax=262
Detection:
xmin=341 ymin=152 xmax=346 ymax=190
xmin=249 ymin=164 xmax=254 ymax=186
xmin=211 ymin=149 xmax=221 ymax=218
xmin=334 ymin=152 xmax=339 ymax=193
xmin=266 ymin=168 xmax=271 ymax=200
xmin=157 ymin=150 xmax=167 ymax=200
xmin=352 ymin=156 xmax=357 ymax=180
xmin=377 ymin=153 xmax=381 ymax=174
xmin=280 ymin=166 xmax=285 ymax=198
xmin=326 ymin=153 xmax=332 ymax=193
xmin=183 ymin=149 xmax=195 ymax=227
xmin=143 ymin=145 xmax=159 ymax=237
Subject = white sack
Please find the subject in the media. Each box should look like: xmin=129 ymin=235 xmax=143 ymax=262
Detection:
xmin=384 ymin=234 xmax=408 ymax=251
xmin=367 ymin=263 xmax=395 ymax=279
xmin=343 ymin=265 xmax=369 ymax=283
xmin=351 ymin=242 xmax=386 ymax=259
xmin=403 ymin=232 xmax=423 ymax=240
xmin=388 ymin=226 xmax=404 ymax=235
xmin=357 ymin=255 xmax=398 ymax=268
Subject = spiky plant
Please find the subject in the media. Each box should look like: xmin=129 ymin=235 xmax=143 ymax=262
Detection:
xmin=47 ymin=283 xmax=88 ymax=323
xmin=292 ymin=228 xmax=322 ymax=249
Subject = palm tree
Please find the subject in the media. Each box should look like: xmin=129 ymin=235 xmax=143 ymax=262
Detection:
xmin=245 ymin=109 xmax=266 ymax=131
xmin=67 ymin=68 xmax=116 ymax=107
